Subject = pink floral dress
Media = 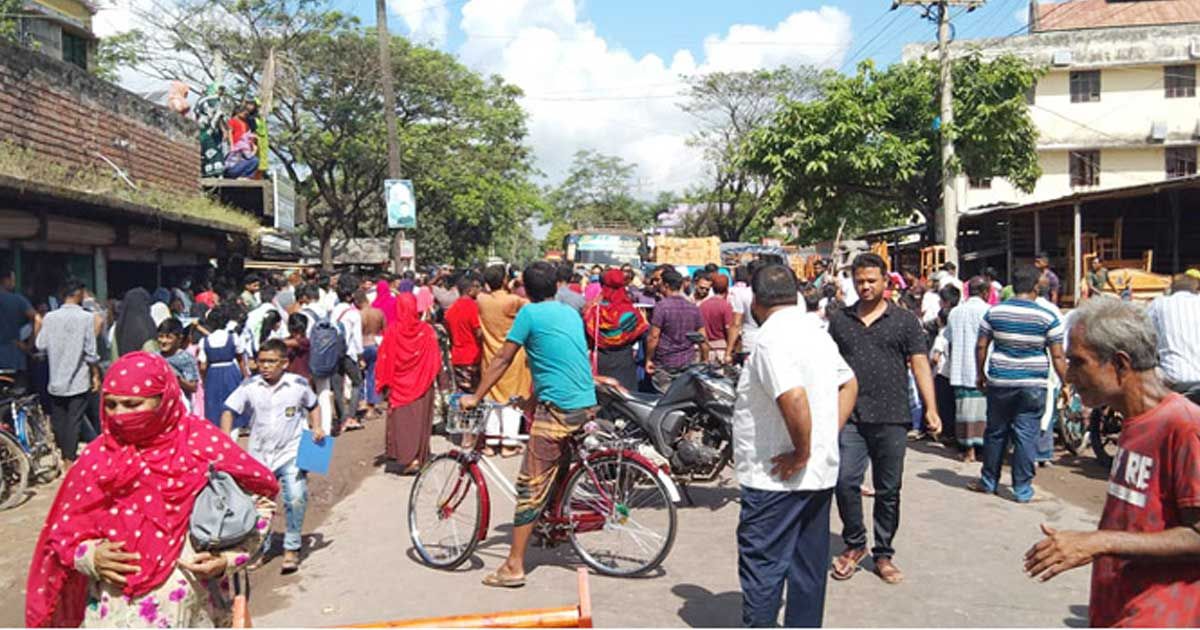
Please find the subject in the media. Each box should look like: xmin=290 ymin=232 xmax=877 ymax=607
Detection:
xmin=71 ymin=507 xmax=271 ymax=628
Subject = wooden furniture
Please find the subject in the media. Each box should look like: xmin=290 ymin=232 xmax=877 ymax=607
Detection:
xmin=1094 ymin=218 xmax=1123 ymax=261
xmin=348 ymin=568 xmax=593 ymax=628
xmin=920 ymin=245 xmax=946 ymax=280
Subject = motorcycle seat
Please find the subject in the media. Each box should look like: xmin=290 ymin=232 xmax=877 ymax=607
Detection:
xmin=622 ymin=391 xmax=661 ymax=405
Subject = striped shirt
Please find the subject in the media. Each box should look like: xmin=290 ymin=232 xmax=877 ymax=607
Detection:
xmin=1146 ymin=292 xmax=1200 ymax=385
xmin=979 ymin=298 xmax=1065 ymax=388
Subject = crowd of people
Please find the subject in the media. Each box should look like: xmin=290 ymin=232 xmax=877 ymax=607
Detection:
xmin=3 ymin=248 xmax=1199 ymax=628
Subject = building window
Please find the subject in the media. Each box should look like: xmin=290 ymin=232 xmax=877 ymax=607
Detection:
xmin=61 ymin=32 xmax=88 ymax=70
xmin=968 ymin=176 xmax=993 ymax=189
xmin=1070 ymin=70 xmax=1101 ymax=103
xmin=1165 ymin=65 xmax=1196 ymax=99
xmin=1166 ymin=146 xmax=1198 ymax=179
xmin=1070 ymin=150 xmax=1100 ymax=187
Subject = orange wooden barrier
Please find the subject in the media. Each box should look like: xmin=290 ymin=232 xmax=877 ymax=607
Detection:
xmin=346 ymin=568 xmax=593 ymax=628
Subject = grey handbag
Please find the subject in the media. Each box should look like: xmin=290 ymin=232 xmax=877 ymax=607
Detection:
xmin=190 ymin=465 xmax=258 ymax=551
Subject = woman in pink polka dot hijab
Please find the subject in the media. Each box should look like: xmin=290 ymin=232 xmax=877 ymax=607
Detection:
xmin=26 ymin=352 xmax=280 ymax=628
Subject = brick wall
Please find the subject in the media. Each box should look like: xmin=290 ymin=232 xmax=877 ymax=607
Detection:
xmin=0 ymin=41 xmax=200 ymax=194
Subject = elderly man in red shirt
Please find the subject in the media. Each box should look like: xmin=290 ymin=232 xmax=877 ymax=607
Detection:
xmin=1025 ymin=298 xmax=1200 ymax=627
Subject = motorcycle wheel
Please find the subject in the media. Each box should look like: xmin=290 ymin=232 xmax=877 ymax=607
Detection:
xmin=1089 ymin=408 xmax=1118 ymax=469
xmin=1057 ymin=408 xmax=1087 ymax=457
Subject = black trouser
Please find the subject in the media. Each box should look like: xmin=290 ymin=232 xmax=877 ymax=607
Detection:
xmin=738 ymin=487 xmax=833 ymax=628
xmin=835 ymin=422 xmax=907 ymax=559
xmin=49 ymin=392 xmax=95 ymax=460
xmin=332 ymin=355 xmax=363 ymax=429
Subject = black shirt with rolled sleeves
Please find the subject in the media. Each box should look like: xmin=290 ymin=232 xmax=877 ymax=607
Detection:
xmin=828 ymin=301 xmax=929 ymax=426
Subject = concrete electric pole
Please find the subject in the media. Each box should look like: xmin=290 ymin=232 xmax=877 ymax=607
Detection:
xmin=894 ymin=0 xmax=984 ymax=269
xmin=376 ymin=0 xmax=407 ymax=273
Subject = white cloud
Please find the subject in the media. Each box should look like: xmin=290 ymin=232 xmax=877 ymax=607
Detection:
xmin=456 ymin=0 xmax=853 ymax=195
xmin=389 ymin=0 xmax=452 ymax=47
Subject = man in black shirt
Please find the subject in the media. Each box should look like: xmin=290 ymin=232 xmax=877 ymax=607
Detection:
xmin=828 ymin=253 xmax=941 ymax=585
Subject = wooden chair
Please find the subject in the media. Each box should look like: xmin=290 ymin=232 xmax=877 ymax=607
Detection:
xmin=347 ymin=568 xmax=594 ymax=628
xmin=1095 ymin=218 xmax=1123 ymax=261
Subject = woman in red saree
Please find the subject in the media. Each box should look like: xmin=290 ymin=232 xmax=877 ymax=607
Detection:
xmin=375 ymin=294 xmax=442 ymax=473
xmin=25 ymin=352 xmax=279 ymax=628
xmin=584 ymin=269 xmax=650 ymax=391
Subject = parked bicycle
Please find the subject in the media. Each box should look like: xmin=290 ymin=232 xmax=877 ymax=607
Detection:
xmin=0 ymin=370 xmax=64 ymax=510
xmin=408 ymin=397 xmax=680 ymax=577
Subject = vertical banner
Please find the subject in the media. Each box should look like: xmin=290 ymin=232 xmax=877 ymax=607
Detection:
xmin=385 ymin=179 xmax=416 ymax=229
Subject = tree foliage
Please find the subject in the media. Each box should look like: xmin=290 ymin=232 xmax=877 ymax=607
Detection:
xmin=545 ymin=150 xmax=652 ymax=227
xmin=93 ymin=29 xmax=147 ymax=83
xmin=677 ymin=66 xmax=822 ymax=242
xmin=124 ymin=0 xmax=539 ymax=267
xmin=743 ymin=54 xmax=1042 ymax=243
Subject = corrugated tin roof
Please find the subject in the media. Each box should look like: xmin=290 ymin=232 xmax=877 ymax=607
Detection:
xmin=1034 ymin=0 xmax=1200 ymax=32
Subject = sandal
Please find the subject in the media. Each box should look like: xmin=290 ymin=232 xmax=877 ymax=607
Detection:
xmin=966 ymin=480 xmax=993 ymax=494
xmin=831 ymin=547 xmax=867 ymax=581
xmin=280 ymin=551 xmax=300 ymax=575
xmin=875 ymin=557 xmax=904 ymax=584
xmin=481 ymin=571 xmax=526 ymax=588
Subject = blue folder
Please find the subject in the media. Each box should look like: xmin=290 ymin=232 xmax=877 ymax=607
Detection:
xmin=296 ymin=430 xmax=334 ymax=474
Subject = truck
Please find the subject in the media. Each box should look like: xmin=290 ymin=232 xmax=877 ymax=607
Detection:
xmin=562 ymin=229 xmax=645 ymax=267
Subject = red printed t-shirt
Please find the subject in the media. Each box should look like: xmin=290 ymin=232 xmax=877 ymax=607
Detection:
xmin=1089 ymin=393 xmax=1200 ymax=628
xmin=445 ymin=297 xmax=482 ymax=367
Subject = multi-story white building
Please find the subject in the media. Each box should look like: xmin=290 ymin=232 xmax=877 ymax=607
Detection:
xmin=903 ymin=0 xmax=1200 ymax=211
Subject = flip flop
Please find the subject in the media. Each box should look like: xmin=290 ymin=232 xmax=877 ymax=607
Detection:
xmin=966 ymin=480 xmax=993 ymax=494
xmin=280 ymin=553 xmax=300 ymax=575
xmin=481 ymin=571 xmax=526 ymax=588
xmin=830 ymin=548 xmax=867 ymax=581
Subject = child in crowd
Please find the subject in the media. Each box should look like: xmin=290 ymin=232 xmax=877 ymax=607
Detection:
xmin=156 ymin=318 xmax=199 ymax=411
xmin=284 ymin=312 xmax=311 ymax=382
xmin=221 ymin=339 xmax=324 ymax=575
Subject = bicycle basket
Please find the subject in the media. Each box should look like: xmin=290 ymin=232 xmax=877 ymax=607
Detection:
xmin=444 ymin=394 xmax=487 ymax=435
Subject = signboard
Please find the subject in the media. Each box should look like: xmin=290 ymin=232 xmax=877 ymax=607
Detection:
xmin=399 ymin=239 xmax=415 ymax=259
xmin=385 ymin=179 xmax=416 ymax=229
xmin=573 ymin=233 xmax=641 ymax=266
xmin=273 ymin=174 xmax=295 ymax=231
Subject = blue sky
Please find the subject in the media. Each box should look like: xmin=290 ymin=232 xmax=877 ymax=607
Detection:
xmin=339 ymin=0 xmax=1035 ymax=193
xmin=354 ymin=0 xmax=1033 ymax=71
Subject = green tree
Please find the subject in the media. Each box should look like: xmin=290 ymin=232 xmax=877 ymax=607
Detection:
xmin=743 ymin=55 xmax=1042 ymax=243
xmin=93 ymin=29 xmax=146 ymax=83
xmin=679 ymin=66 xmax=823 ymax=242
xmin=544 ymin=149 xmax=652 ymax=237
xmin=0 ymin=0 xmax=21 ymax=44
xmin=126 ymin=0 xmax=538 ymax=268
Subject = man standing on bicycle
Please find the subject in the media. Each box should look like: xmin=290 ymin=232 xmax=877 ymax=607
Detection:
xmin=460 ymin=260 xmax=597 ymax=589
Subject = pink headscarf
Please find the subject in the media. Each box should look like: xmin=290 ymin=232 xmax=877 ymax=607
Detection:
xmin=372 ymin=280 xmax=397 ymax=326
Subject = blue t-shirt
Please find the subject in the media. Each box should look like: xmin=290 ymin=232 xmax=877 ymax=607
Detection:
xmin=0 ymin=290 xmax=33 ymax=371
xmin=506 ymin=301 xmax=596 ymax=411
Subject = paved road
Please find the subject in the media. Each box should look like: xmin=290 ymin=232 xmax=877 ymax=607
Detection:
xmin=254 ymin=437 xmax=1101 ymax=628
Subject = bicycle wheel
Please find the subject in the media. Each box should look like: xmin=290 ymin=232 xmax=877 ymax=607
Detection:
xmin=564 ymin=454 xmax=677 ymax=577
xmin=0 ymin=432 xmax=30 ymax=511
xmin=408 ymin=455 xmax=483 ymax=570
xmin=26 ymin=405 xmax=63 ymax=484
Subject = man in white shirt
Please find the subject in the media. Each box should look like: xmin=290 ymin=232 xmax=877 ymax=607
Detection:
xmin=728 ymin=263 xmax=759 ymax=361
xmin=733 ymin=264 xmax=858 ymax=628
xmin=330 ymin=275 xmax=365 ymax=432
xmin=1146 ymin=273 xmax=1200 ymax=390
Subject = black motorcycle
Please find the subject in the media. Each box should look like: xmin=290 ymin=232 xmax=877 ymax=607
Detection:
xmin=594 ymin=359 xmax=737 ymax=486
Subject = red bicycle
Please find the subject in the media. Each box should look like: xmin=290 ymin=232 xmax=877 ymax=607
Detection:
xmin=408 ymin=398 xmax=680 ymax=577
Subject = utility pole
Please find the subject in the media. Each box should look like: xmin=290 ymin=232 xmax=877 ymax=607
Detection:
xmin=376 ymin=0 xmax=406 ymax=273
xmin=894 ymin=0 xmax=983 ymax=270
